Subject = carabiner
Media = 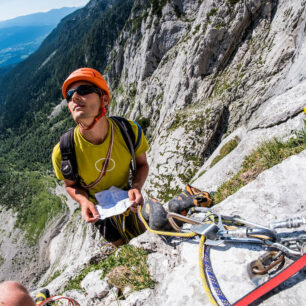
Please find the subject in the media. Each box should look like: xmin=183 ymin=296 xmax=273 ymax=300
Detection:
xmin=249 ymin=251 xmax=284 ymax=275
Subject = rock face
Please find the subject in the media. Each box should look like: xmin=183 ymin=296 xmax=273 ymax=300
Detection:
xmin=1 ymin=0 xmax=305 ymax=305
xmin=0 ymin=205 xmax=68 ymax=286
xmin=30 ymin=151 xmax=305 ymax=305
xmin=59 ymin=152 xmax=305 ymax=306
xmin=207 ymin=151 xmax=306 ymax=305
xmin=106 ymin=0 xmax=306 ymax=202
xmin=193 ymin=80 xmax=306 ymax=191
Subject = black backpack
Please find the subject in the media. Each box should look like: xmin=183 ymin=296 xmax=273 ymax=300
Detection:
xmin=59 ymin=116 xmax=142 ymax=183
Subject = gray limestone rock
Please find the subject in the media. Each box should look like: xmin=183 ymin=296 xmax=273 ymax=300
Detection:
xmin=209 ymin=151 xmax=306 ymax=305
xmin=62 ymin=290 xmax=91 ymax=306
xmin=128 ymin=151 xmax=306 ymax=305
xmin=81 ymin=271 xmax=111 ymax=299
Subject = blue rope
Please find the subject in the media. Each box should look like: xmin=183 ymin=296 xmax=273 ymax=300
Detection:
xmin=204 ymin=245 xmax=231 ymax=306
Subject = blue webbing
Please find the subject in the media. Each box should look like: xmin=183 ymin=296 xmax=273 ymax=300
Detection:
xmin=204 ymin=245 xmax=231 ymax=306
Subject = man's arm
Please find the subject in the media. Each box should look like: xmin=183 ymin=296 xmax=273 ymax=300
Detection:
xmin=64 ymin=180 xmax=99 ymax=223
xmin=128 ymin=153 xmax=149 ymax=210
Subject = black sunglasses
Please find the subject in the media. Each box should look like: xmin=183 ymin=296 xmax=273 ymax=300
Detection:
xmin=66 ymin=85 xmax=101 ymax=102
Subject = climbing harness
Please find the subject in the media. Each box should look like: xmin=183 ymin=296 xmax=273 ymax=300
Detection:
xmin=111 ymin=209 xmax=144 ymax=244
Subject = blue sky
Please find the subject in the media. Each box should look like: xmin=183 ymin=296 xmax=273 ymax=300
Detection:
xmin=0 ymin=0 xmax=90 ymax=21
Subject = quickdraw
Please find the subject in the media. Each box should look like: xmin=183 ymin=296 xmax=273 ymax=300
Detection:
xmin=248 ymin=251 xmax=285 ymax=275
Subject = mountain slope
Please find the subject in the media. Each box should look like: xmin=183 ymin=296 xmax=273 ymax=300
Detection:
xmin=103 ymin=0 xmax=306 ymax=200
xmin=0 ymin=7 xmax=80 ymax=70
xmin=0 ymin=0 xmax=134 ymax=171
xmin=0 ymin=0 xmax=135 ymax=285
xmin=0 ymin=0 xmax=305 ymax=300
xmin=0 ymin=7 xmax=80 ymax=28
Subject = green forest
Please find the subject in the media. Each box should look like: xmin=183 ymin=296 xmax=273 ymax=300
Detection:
xmin=0 ymin=0 xmax=136 ymax=169
xmin=0 ymin=0 xmax=142 ymax=243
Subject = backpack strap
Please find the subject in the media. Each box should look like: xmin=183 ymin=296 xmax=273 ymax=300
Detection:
xmin=110 ymin=116 xmax=138 ymax=177
xmin=59 ymin=127 xmax=79 ymax=181
xmin=133 ymin=121 xmax=142 ymax=149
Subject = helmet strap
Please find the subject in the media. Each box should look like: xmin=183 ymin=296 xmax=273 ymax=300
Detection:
xmin=66 ymin=93 xmax=108 ymax=130
xmin=77 ymin=106 xmax=107 ymax=130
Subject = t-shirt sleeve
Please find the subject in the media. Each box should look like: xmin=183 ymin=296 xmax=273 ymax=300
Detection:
xmin=130 ymin=121 xmax=150 ymax=157
xmin=52 ymin=142 xmax=65 ymax=180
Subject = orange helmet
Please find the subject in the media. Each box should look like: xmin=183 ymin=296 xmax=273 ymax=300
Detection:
xmin=62 ymin=67 xmax=111 ymax=102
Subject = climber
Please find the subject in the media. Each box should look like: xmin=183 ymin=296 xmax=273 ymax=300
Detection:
xmin=0 ymin=281 xmax=35 ymax=305
xmin=52 ymin=68 xmax=213 ymax=245
xmin=0 ymin=282 xmax=51 ymax=306
xmin=52 ymin=67 xmax=150 ymax=245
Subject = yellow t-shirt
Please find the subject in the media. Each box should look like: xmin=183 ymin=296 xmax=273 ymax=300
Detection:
xmin=52 ymin=118 xmax=149 ymax=202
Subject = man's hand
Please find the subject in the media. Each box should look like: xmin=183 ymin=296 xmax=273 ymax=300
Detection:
xmin=64 ymin=180 xmax=100 ymax=223
xmin=128 ymin=153 xmax=149 ymax=213
xmin=80 ymin=200 xmax=100 ymax=223
xmin=128 ymin=187 xmax=143 ymax=213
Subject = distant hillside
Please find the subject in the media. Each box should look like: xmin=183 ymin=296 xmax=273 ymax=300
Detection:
xmin=0 ymin=0 xmax=134 ymax=170
xmin=0 ymin=7 xmax=80 ymax=71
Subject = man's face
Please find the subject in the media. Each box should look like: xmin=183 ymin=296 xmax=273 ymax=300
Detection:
xmin=66 ymin=81 xmax=102 ymax=123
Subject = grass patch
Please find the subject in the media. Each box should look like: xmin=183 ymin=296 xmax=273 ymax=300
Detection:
xmin=168 ymin=112 xmax=188 ymax=131
xmin=207 ymin=8 xmax=218 ymax=20
xmin=42 ymin=269 xmax=63 ymax=287
xmin=0 ymin=168 xmax=65 ymax=246
xmin=198 ymin=169 xmax=207 ymax=178
xmin=192 ymin=24 xmax=200 ymax=35
xmin=213 ymin=130 xmax=306 ymax=204
xmin=150 ymin=0 xmax=167 ymax=17
xmin=129 ymin=83 xmax=137 ymax=97
xmin=210 ymin=136 xmax=240 ymax=168
xmin=16 ymin=175 xmax=64 ymax=245
xmin=156 ymin=172 xmax=186 ymax=203
xmin=215 ymin=22 xmax=226 ymax=29
xmin=64 ymin=245 xmax=154 ymax=292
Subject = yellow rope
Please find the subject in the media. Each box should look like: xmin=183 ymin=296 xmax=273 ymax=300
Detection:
xmin=199 ymin=235 xmax=218 ymax=305
xmin=138 ymin=205 xmax=219 ymax=304
xmin=137 ymin=206 xmax=197 ymax=238
xmin=122 ymin=210 xmax=130 ymax=232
